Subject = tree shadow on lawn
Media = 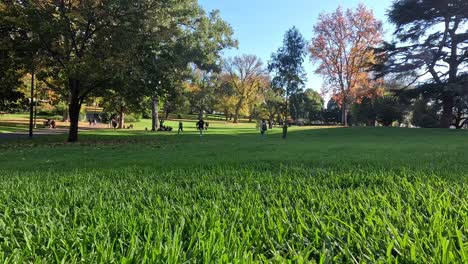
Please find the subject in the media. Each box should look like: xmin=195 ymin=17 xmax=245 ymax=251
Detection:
xmin=2 ymin=126 xmax=467 ymax=146
xmin=1 ymin=126 xmax=467 ymax=177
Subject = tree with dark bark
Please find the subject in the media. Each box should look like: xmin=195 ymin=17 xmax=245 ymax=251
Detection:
xmin=376 ymin=0 xmax=468 ymax=128
xmin=1 ymin=0 xmax=151 ymax=141
xmin=135 ymin=8 xmax=236 ymax=131
xmin=453 ymin=94 xmax=468 ymax=129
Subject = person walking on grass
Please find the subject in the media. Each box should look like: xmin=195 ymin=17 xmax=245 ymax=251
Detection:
xmin=260 ymin=119 xmax=267 ymax=138
xmin=111 ymin=118 xmax=117 ymax=130
xmin=196 ymin=118 xmax=205 ymax=137
xmin=178 ymin=121 xmax=184 ymax=134
xmin=282 ymin=123 xmax=288 ymax=139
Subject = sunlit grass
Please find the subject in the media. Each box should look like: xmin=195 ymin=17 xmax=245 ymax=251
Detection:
xmin=0 ymin=123 xmax=467 ymax=262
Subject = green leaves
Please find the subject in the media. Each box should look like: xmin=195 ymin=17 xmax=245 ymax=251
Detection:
xmin=0 ymin=127 xmax=467 ymax=262
xmin=1 ymin=166 xmax=466 ymax=262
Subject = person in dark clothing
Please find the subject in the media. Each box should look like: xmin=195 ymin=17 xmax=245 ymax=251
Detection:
xmin=178 ymin=121 xmax=183 ymax=134
xmin=282 ymin=123 xmax=288 ymax=139
xmin=111 ymin=118 xmax=117 ymax=130
xmin=260 ymin=119 xmax=267 ymax=138
xmin=196 ymin=119 xmax=205 ymax=136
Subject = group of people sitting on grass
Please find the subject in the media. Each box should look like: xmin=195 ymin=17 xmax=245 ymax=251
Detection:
xmin=157 ymin=120 xmax=173 ymax=131
xmin=44 ymin=119 xmax=56 ymax=129
xmin=107 ymin=116 xmax=277 ymax=138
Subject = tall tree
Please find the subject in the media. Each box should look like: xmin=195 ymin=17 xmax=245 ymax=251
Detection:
xmin=2 ymin=0 xmax=150 ymax=141
xmin=262 ymin=85 xmax=283 ymax=128
xmin=134 ymin=7 xmax=236 ymax=131
xmin=0 ymin=49 xmax=27 ymax=112
xmin=268 ymin=27 xmax=307 ymax=124
xmin=289 ymin=89 xmax=324 ymax=122
xmin=215 ymin=73 xmax=237 ymax=121
xmin=224 ymin=55 xmax=265 ymax=123
xmin=185 ymin=69 xmax=219 ymax=118
xmin=310 ymin=5 xmax=383 ymax=126
xmin=376 ymin=0 xmax=468 ymax=128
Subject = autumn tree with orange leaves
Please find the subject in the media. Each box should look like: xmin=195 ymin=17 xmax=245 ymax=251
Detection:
xmin=310 ymin=4 xmax=383 ymax=126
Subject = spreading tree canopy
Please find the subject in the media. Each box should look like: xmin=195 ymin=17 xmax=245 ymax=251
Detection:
xmin=310 ymin=4 xmax=383 ymax=126
xmin=376 ymin=0 xmax=468 ymax=128
xmin=1 ymin=0 xmax=235 ymax=141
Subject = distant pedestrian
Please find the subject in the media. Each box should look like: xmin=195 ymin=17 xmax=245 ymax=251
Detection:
xmin=205 ymin=122 xmax=209 ymax=130
xmin=196 ymin=118 xmax=205 ymax=136
xmin=282 ymin=123 xmax=288 ymax=139
xmin=260 ymin=119 xmax=267 ymax=138
xmin=178 ymin=121 xmax=183 ymax=134
xmin=88 ymin=118 xmax=92 ymax=126
xmin=112 ymin=118 xmax=117 ymax=130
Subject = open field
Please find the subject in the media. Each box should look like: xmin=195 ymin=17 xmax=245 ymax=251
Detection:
xmin=0 ymin=120 xmax=467 ymax=262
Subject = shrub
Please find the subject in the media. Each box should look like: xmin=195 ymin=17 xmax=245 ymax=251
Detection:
xmin=412 ymin=99 xmax=439 ymax=128
xmin=375 ymin=96 xmax=404 ymax=127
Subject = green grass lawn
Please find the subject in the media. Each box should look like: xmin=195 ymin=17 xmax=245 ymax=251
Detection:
xmin=0 ymin=125 xmax=467 ymax=263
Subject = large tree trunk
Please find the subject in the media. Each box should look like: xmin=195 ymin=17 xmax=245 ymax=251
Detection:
xmin=68 ymin=79 xmax=81 ymax=142
xmin=224 ymin=108 xmax=229 ymax=121
xmin=248 ymin=106 xmax=255 ymax=123
xmin=118 ymin=109 xmax=125 ymax=129
xmin=62 ymin=96 xmax=70 ymax=122
xmin=29 ymin=70 xmax=34 ymax=138
xmin=269 ymin=114 xmax=274 ymax=129
xmin=440 ymin=94 xmax=454 ymax=128
xmin=233 ymin=98 xmax=244 ymax=123
xmin=341 ymin=102 xmax=348 ymax=126
xmin=164 ymin=102 xmax=170 ymax=119
xmin=233 ymin=107 xmax=240 ymax=123
xmin=151 ymin=96 xmax=159 ymax=131
xmin=62 ymin=108 xmax=68 ymax=122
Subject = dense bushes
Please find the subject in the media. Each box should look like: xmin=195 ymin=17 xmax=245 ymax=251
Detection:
xmin=412 ymin=99 xmax=440 ymax=128
xmin=352 ymin=95 xmax=404 ymax=127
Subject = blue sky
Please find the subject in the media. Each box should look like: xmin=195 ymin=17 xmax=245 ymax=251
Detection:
xmin=199 ymin=0 xmax=394 ymax=92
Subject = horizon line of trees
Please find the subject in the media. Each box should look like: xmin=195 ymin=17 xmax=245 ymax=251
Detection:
xmin=1 ymin=0 xmax=467 ymax=142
